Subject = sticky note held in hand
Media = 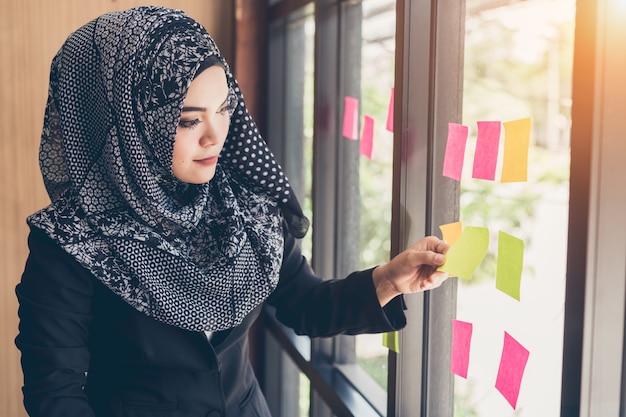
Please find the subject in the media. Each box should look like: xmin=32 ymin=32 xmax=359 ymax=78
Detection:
xmin=437 ymin=226 xmax=489 ymax=280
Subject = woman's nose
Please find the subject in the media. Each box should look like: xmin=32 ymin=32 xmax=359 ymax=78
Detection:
xmin=198 ymin=118 xmax=218 ymax=146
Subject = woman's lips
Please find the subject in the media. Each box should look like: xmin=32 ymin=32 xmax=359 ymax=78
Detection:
xmin=194 ymin=155 xmax=218 ymax=166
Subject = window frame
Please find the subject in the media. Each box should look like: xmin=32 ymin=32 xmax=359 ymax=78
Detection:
xmin=260 ymin=0 xmax=623 ymax=416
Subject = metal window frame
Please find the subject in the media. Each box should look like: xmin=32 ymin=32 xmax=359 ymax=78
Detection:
xmin=566 ymin=0 xmax=626 ymax=416
xmin=389 ymin=0 xmax=464 ymax=415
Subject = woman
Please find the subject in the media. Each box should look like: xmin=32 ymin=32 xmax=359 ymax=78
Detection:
xmin=15 ymin=6 xmax=449 ymax=417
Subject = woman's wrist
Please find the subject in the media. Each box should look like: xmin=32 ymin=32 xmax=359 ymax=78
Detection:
xmin=372 ymin=264 xmax=399 ymax=307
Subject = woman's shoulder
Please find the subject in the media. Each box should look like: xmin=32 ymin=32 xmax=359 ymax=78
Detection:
xmin=22 ymin=225 xmax=95 ymax=293
xmin=26 ymin=226 xmax=72 ymax=261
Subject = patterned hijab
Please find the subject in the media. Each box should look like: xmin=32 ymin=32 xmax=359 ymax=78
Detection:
xmin=28 ymin=6 xmax=309 ymax=332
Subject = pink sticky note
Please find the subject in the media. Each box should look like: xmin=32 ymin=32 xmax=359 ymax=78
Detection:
xmin=360 ymin=115 xmax=374 ymax=159
xmin=342 ymin=96 xmax=359 ymax=140
xmin=442 ymin=123 xmax=469 ymax=181
xmin=472 ymin=121 xmax=501 ymax=180
xmin=495 ymin=332 xmax=530 ymax=409
xmin=450 ymin=320 xmax=473 ymax=378
xmin=386 ymin=88 xmax=394 ymax=132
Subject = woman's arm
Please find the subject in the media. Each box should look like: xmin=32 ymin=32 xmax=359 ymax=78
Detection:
xmin=266 ymin=233 xmax=407 ymax=337
xmin=15 ymin=228 xmax=96 ymax=417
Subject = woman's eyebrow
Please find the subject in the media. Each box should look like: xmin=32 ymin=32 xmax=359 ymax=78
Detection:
xmin=181 ymin=98 xmax=228 ymax=113
xmin=181 ymin=106 xmax=206 ymax=112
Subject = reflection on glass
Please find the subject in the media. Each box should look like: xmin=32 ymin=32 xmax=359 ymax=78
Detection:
xmin=456 ymin=1 xmax=574 ymax=415
xmin=355 ymin=0 xmax=396 ymax=391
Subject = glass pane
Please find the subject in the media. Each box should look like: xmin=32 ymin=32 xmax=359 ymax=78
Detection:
xmin=299 ymin=15 xmax=315 ymax=262
xmin=267 ymin=8 xmax=314 ymax=416
xmin=355 ymin=0 xmax=396 ymax=391
xmin=455 ymin=1 xmax=575 ymax=416
xmin=290 ymin=11 xmax=315 ymax=415
xmin=299 ymin=372 xmax=311 ymax=417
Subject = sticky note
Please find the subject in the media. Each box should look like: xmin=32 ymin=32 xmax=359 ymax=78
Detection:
xmin=386 ymin=88 xmax=394 ymax=132
xmin=360 ymin=115 xmax=374 ymax=159
xmin=496 ymin=231 xmax=524 ymax=301
xmin=342 ymin=96 xmax=359 ymax=140
xmin=472 ymin=121 xmax=501 ymax=180
xmin=383 ymin=331 xmax=399 ymax=353
xmin=442 ymin=123 xmax=469 ymax=181
xmin=450 ymin=320 xmax=473 ymax=378
xmin=495 ymin=332 xmax=529 ymax=409
xmin=501 ymin=118 xmax=531 ymax=182
xmin=437 ymin=226 xmax=489 ymax=279
xmin=439 ymin=221 xmax=463 ymax=246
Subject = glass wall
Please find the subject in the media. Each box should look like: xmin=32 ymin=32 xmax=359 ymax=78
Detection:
xmin=455 ymin=1 xmax=575 ymax=415
xmin=264 ymin=0 xmax=581 ymax=416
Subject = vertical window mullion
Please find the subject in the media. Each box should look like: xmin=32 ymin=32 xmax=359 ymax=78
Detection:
xmin=391 ymin=0 xmax=463 ymax=415
xmin=389 ymin=0 xmax=433 ymax=413
xmin=311 ymin=0 xmax=341 ymax=415
xmin=560 ymin=0 xmax=595 ymax=413
xmin=334 ymin=0 xmax=362 ymax=367
xmin=422 ymin=0 xmax=465 ymax=415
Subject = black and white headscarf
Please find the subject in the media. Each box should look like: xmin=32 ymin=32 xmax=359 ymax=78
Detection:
xmin=28 ymin=6 xmax=309 ymax=332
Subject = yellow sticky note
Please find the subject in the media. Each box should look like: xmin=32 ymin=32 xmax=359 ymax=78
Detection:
xmin=439 ymin=221 xmax=463 ymax=246
xmin=438 ymin=226 xmax=489 ymax=279
xmin=501 ymin=118 xmax=531 ymax=183
xmin=383 ymin=331 xmax=399 ymax=353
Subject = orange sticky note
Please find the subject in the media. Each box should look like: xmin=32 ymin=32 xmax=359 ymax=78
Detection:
xmin=386 ymin=87 xmax=394 ymax=132
xmin=501 ymin=118 xmax=531 ymax=182
xmin=439 ymin=221 xmax=463 ymax=246
xmin=360 ymin=115 xmax=374 ymax=159
xmin=342 ymin=96 xmax=359 ymax=140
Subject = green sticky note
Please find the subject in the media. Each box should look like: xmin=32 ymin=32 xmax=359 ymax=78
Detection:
xmin=383 ymin=331 xmax=399 ymax=353
xmin=438 ymin=226 xmax=489 ymax=279
xmin=496 ymin=231 xmax=524 ymax=301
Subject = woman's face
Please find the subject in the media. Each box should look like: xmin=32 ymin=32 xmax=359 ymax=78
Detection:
xmin=172 ymin=65 xmax=231 ymax=184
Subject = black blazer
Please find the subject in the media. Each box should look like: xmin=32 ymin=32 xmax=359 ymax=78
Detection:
xmin=16 ymin=227 xmax=406 ymax=417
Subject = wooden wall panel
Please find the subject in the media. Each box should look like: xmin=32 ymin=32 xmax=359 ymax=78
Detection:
xmin=0 ymin=2 xmax=233 ymax=415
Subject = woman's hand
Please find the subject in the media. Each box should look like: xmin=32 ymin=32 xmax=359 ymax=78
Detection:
xmin=372 ymin=236 xmax=450 ymax=306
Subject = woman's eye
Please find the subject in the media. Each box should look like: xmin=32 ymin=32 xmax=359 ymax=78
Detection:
xmin=219 ymin=94 xmax=238 ymax=116
xmin=178 ymin=119 xmax=201 ymax=129
xmin=218 ymin=104 xmax=234 ymax=116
